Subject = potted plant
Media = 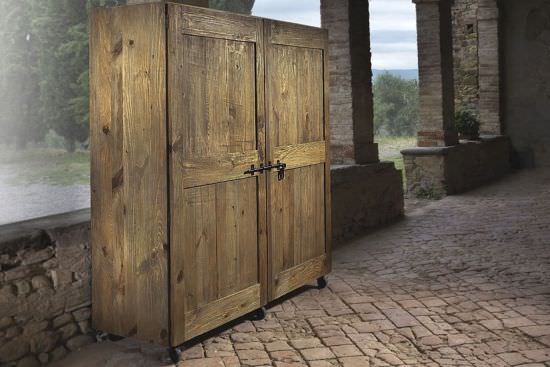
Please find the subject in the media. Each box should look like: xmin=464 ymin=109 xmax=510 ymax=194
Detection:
xmin=454 ymin=110 xmax=480 ymax=140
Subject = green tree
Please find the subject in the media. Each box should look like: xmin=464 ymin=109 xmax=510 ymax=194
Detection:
xmin=0 ymin=0 xmax=46 ymax=148
xmin=209 ymin=0 xmax=255 ymax=14
xmin=373 ymin=73 xmax=419 ymax=137
xmin=34 ymin=0 xmax=90 ymax=152
xmin=33 ymin=0 xmax=125 ymax=152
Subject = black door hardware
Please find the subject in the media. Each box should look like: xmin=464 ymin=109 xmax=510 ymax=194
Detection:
xmin=244 ymin=161 xmax=287 ymax=180
xmin=244 ymin=163 xmax=266 ymax=176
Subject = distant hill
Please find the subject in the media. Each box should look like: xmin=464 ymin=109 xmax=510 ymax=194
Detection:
xmin=373 ymin=69 xmax=418 ymax=80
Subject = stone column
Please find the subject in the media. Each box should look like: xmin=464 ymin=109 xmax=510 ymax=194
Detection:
xmin=478 ymin=0 xmax=501 ymax=135
xmin=321 ymin=0 xmax=379 ymax=165
xmin=414 ymin=0 xmax=459 ymax=147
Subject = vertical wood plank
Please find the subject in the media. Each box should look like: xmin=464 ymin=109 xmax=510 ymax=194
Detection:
xmin=184 ymin=186 xmax=218 ymax=311
xmin=90 ymin=7 xmax=115 ymax=335
xmin=215 ymin=182 xmax=238 ymax=298
xmin=121 ymin=3 xmax=168 ymax=344
xmin=322 ymin=36 xmax=333 ymax=273
xmin=268 ymin=45 xmax=298 ymax=147
xmin=168 ymin=4 xmax=187 ymax=344
xmin=90 ymin=3 xmax=169 ymax=346
xmin=227 ymin=39 xmax=256 ymax=153
xmin=216 ymin=179 xmax=258 ymax=298
xmin=208 ymin=38 xmax=229 ymax=154
xmin=181 ymin=35 xmax=208 ymax=157
xmin=297 ymin=48 xmax=324 ymax=143
xmin=109 ymin=8 xmax=129 ymax=334
xmin=255 ymin=18 xmax=269 ymax=305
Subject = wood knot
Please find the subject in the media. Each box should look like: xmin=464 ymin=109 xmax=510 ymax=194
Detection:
xmin=112 ymin=167 xmax=124 ymax=191
xmin=102 ymin=125 xmax=110 ymax=135
xmin=112 ymin=37 xmax=123 ymax=57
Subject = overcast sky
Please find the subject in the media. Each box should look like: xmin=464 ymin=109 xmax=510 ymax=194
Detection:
xmin=252 ymin=0 xmax=418 ymax=70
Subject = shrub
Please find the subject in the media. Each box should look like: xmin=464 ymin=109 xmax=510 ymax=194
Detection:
xmin=454 ymin=110 xmax=480 ymax=138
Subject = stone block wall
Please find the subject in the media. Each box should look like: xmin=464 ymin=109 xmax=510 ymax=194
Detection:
xmin=402 ymin=136 xmax=511 ymax=196
xmin=452 ymin=0 xmax=480 ymax=117
xmin=321 ymin=0 xmax=378 ymax=164
xmin=0 ymin=211 xmax=93 ymax=366
xmin=414 ymin=0 xmax=458 ymax=147
xmin=321 ymin=0 xmax=355 ymax=164
xmin=331 ymin=163 xmax=404 ymax=245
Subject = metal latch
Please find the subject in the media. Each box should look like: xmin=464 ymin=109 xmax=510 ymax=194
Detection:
xmin=244 ymin=160 xmax=287 ymax=180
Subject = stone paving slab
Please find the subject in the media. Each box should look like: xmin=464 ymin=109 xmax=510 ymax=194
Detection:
xmin=50 ymin=170 xmax=550 ymax=367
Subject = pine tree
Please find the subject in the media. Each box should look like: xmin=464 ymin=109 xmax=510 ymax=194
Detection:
xmin=0 ymin=0 xmax=45 ymax=148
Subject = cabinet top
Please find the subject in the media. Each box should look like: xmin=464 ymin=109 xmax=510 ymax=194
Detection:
xmin=92 ymin=0 xmax=327 ymax=34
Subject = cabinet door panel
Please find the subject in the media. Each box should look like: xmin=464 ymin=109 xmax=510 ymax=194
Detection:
xmin=265 ymin=20 xmax=331 ymax=301
xmin=168 ymin=5 xmax=266 ymax=345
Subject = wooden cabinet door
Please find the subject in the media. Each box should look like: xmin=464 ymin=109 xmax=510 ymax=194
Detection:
xmin=167 ymin=5 xmax=267 ymax=345
xmin=264 ymin=20 xmax=331 ymax=301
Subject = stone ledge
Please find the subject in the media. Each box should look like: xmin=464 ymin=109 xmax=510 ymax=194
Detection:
xmin=401 ymin=135 xmax=509 ymax=157
xmin=0 ymin=209 xmax=90 ymax=253
xmin=401 ymin=136 xmax=512 ymax=196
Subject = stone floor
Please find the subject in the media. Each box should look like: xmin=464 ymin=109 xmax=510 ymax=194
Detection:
xmin=52 ymin=169 xmax=550 ymax=367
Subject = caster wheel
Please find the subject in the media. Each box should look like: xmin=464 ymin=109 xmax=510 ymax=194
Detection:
xmin=252 ymin=306 xmax=267 ymax=320
xmin=96 ymin=332 xmax=125 ymax=343
xmin=95 ymin=331 xmax=108 ymax=343
xmin=168 ymin=346 xmax=183 ymax=363
xmin=108 ymin=334 xmax=125 ymax=342
xmin=317 ymin=276 xmax=327 ymax=289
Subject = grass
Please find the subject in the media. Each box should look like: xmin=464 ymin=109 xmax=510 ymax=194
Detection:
xmin=376 ymin=136 xmax=416 ymax=190
xmin=377 ymin=136 xmax=416 ymax=159
xmin=0 ymin=136 xmax=417 ymax=188
xmin=0 ymin=146 xmax=90 ymax=186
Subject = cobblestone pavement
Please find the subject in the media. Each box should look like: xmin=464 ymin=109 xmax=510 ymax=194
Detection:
xmin=52 ymin=169 xmax=550 ymax=367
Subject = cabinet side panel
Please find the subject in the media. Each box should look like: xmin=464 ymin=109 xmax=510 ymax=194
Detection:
xmin=90 ymin=7 xmax=115 ymax=337
xmin=90 ymin=3 xmax=169 ymax=346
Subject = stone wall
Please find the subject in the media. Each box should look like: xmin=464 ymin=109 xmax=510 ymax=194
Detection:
xmin=414 ymin=0 xmax=458 ymax=147
xmin=321 ymin=0 xmax=354 ymax=164
xmin=452 ymin=0 xmax=480 ymax=117
xmin=402 ymin=136 xmax=511 ymax=196
xmin=502 ymin=0 xmax=550 ymax=167
xmin=0 ymin=210 xmax=93 ymax=366
xmin=331 ymin=163 xmax=404 ymax=245
xmin=321 ymin=0 xmax=378 ymax=164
